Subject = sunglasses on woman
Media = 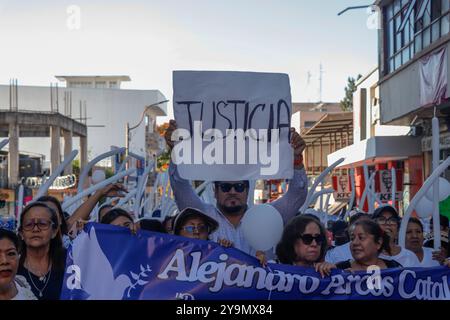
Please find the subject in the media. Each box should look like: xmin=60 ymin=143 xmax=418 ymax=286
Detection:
xmin=298 ymin=233 xmax=325 ymax=245
xmin=217 ymin=182 xmax=247 ymax=193
xmin=182 ymin=225 xmax=210 ymax=234
xmin=22 ymin=219 xmax=54 ymax=231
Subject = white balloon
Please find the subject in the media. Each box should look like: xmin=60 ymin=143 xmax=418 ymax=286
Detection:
xmin=92 ymin=170 xmax=106 ymax=185
xmin=415 ymin=197 xmax=433 ymax=219
xmin=425 ymin=177 xmax=450 ymax=202
xmin=241 ymin=204 xmax=284 ymax=251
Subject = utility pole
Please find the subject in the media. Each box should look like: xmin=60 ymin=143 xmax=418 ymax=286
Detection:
xmin=319 ymin=63 xmax=324 ymax=103
xmin=125 ymin=122 xmax=130 ymax=170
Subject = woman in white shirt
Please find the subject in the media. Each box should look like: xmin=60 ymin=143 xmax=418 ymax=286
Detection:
xmin=325 ymin=212 xmax=371 ymax=264
xmin=406 ymin=218 xmax=445 ymax=267
xmin=0 ymin=229 xmax=36 ymax=300
xmin=372 ymin=205 xmax=420 ymax=267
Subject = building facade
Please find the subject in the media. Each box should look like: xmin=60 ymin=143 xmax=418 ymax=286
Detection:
xmin=328 ymin=67 xmax=421 ymax=214
xmin=375 ymin=0 xmax=450 ymax=208
xmin=0 ymin=76 xmax=167 ymax=168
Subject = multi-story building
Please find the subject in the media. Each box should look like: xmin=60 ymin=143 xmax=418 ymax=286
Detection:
xmin=375 ymin=0 xmax=450 ymax=206
xmin=291 ymin=102 xmax=343 ymax=133
xmin=256 ymin=102 xmax=344 ymax=205
xmin=328 ymin=67 xmax=421 ymax=213
xmin=291 ymin=102 xmax=344 ymax=176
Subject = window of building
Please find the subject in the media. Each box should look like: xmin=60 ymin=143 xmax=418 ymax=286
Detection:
xmin=109 ymin=81 xmax=118 ymax=88
xmin=68 ymin=81 xmax=93 ymax=88
xmin=95 ymin=81 xmax=107 ymax=88
xmin=304 ymin=121 xmax=316 ymax=128
xmin=384 ymin=0 xmax=450 ymax=75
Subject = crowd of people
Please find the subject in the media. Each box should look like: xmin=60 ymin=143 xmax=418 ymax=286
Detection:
xmin=1 ymin=121 xmax=450 ymax=300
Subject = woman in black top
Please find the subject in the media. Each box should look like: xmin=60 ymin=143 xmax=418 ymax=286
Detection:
xmin=276 ymin=216 xmax=328 ymax=267
xmin=315 ymin=219 xmax=402 ymax=276
xmin=17 ymin=202 xmax=66 ymax=300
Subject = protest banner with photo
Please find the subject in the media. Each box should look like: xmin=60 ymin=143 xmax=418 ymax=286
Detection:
xmin=61 ymin=223 xmax=450 ymax=300
xmin=172 ymin=71 xmax=293 ymax=181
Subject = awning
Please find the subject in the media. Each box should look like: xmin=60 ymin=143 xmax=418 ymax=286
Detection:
xmin=327 ymin=136 xmax=422 ymax=168
xmin=302 ymin=112 xmax=353 ymax=145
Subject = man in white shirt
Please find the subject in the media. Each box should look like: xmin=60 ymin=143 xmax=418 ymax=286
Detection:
xmin=165 ymin=120 xmax=308 ymax=256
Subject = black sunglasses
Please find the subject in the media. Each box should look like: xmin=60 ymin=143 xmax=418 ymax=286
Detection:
xmin=217 ymin=182 xmax=248 ymax=193
xmin=298 ymin=234 xmax=325 ymax=245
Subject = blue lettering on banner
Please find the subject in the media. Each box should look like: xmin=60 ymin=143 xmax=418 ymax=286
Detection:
xmin=61 ymin=223 xmax=450 ymax=300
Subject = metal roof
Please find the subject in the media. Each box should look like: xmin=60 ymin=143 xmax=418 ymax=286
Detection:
xmin=302 ymin=112 xmax=353 ymax=145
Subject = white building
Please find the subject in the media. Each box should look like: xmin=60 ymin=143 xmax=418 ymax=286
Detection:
xmin=0 ymin=75 xmax=167 ymax=167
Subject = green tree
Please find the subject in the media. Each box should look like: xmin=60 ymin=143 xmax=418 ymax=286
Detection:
xmin=156 ymin=149 xmax=171 ymax=171
xmin=104 ymin=167 xmax=114 ymax=179
xmin=72 ymin=159 xmax=80 ymax=176
xmin=340 ymin=74 xmax=362 ymax=111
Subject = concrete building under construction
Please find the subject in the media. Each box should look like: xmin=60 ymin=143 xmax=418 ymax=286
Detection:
xmin=0 ymin=75 xmax=168 ymax=188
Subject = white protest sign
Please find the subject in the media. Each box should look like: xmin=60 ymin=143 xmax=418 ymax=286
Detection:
xmin=172 ymin=71 xmax=293 ymax=181
xmin=378 ymin=170 xmax=401 ymax=202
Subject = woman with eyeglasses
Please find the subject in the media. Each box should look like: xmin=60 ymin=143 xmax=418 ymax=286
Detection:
xmin=16 ymin=202 xmax=67 ymax=300
xmin=372 ymin=205 xmax=420 ymax=267
xmin=315 ymin=220 xmax=403 ymax=277
xmin=36 ymin=196 xmax=71 ymax=248
xmin=276 ymin=216 xmax=328 ymax=268
xmin=173 ymin=208 xmax=233 ymax=247
xmin=0 ymin=229 xmax=36 ymax=300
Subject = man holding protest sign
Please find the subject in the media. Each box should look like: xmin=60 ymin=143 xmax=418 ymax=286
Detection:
xmin=165 ymin=71 xmax=308 ymax=256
